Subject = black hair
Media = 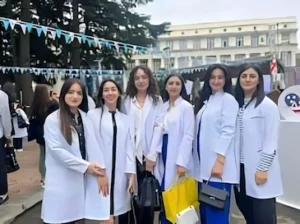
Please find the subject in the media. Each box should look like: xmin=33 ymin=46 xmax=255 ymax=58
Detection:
xmin=162 ymin=74 xmax=189 ymax=102
xmin=197 ymin=64 xmax=232 ymax=112
xmin=235 ymin=63 xmax=265 ymax=108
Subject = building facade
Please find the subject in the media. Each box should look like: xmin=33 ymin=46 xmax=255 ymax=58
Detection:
xmin=129 ymin=17 xmax=299 ymax=72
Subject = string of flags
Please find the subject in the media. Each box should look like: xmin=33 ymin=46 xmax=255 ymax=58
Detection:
xmin=0 ymin=17 xmax=149 ymax=55
xmin=0 ymin=66 xmax=124 ymax=78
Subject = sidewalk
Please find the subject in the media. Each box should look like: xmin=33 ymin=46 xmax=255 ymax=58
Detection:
xmin=0 ymin=140 xmax=43 ymax=224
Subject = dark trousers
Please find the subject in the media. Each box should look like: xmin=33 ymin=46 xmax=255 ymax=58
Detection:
xmin=119 ymin=158 xmax=154 ymax=224
xmin=234 ymin=164 xmax=277 ymax=224
xmin=13 ymin=138 xmax=23 ymax=150
xmin=44 ymin=221 xmax=76 ymax=224
xmin=0 ymin=137 xmax=8 ymax=195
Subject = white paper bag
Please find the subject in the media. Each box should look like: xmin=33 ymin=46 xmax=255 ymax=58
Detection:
xmin=176 ymin=206 xmax=199 ymax=224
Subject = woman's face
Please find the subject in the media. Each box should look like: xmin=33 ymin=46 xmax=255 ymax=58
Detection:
xmin=165 ymin=76 xmax=182 ymax=99
xmin=209 ymin=68 xmax=226 ymax=93
xmin=134 ymin=68 xmax=149 ymax=92
xmin=64 ymin=83 xmax=83 ymax=109
xmin=239 ymin=68 xmax=260 ymax=93
xmin=102 ymin=81 xmax=120 ymax=105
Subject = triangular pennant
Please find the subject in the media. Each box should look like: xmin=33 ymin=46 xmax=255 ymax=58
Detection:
xmin=20 ymin=24 xmax=27 ymax=34
xmin=2 ymin=19 xmax=10 ymax=30
xmin=41 ymin=26 xmax=48 ymax=35
xmin=64 ymin=33 xmax=71 ymax=43
xmin=75 ymin=36 xmax=81 ymax=44
xmin=26 ymin=23 xmax=33 ymax=32
xmin=81 ymin=35 xmax=87 ymax=44
xmin=93 ymin=37 xmax=98 ymax=47
xmin=69 ymin=32 xmax=75 ymax=42
xmin=56 ymin=29 xmax=62 ymax=38
xmin=50 ymin=30 xmax=56 ymax=39
xmin=87 ymin=38 xmax=93 ymax=47
xmin=9 ymin=19 xmax=17 ymax=29
xmin=36 ymin=27 xmax=43 ymax=37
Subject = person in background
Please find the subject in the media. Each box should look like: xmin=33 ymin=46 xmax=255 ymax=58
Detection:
xmin=122 ymin=65 xmax=163 ymax=224
xmin=41 ymin=78 xmax=107 ymax=224
xmin=194 ymin=64 xmax=239 ymax=224
xmin=234 ymin=64 xmax=283 ymax=224
xmin=0 ymin=89 xmax=12 ymax=205
xmin=86 ymin=79 xmax=135 ymax=224
xmin=29 ymin=84 xmax=59 ymax=187
xmin=155 ymin=74 xmax=194 ymax=224
xmin=12 ymin=103 xmax=29 ymax=152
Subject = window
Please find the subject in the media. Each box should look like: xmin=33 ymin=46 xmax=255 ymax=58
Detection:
xmin=220 ymin=55 xmax=231 ymax=63
xmin=195 ymin=30 xmax=198 ymax=34
xmin=209 ymin=29 xmax=212 ymax=33
xmin=205 ymin=56 xmax=217 ymax=64
xmin=153 ymin=59 xmax=161 ymax=72
xmin=236 ymin=37 xmax=244 ymax=47
xmin=191 ymin=56 xmax=203 ymax=67
xmin=165 ymin=41 xmax=173 ymax=50
xmin=178 ymin=57 xmax=189 ymax=69
xmin=254 ymin=26 xmax=256 ymax=30
xmin=223 ymin=29 xmax=227 ymax=32
xmin=207 ymin=38 xmax=214 ymax=49
xmin=249 ymin=53 xmax=261 ymax=58
xmin=193 ymin=40 xmax=201 ymax=49
xmin=281 ymin=33 xmax=289 ymax=41
xmin=284 ymin=24 xmax=287 ymax=28
xmin=235 ymin=54 xmax=246 ymax=60
xmin=181 ymin=32 xmax=184 ymax=35
xmin=238 ymin=27 xmax=242 ymax=31
xmin=251 ymin=36 xmax=259 ymax=46
xmin=221 ymin=38 xmax=228 ymax=48
xmin=179 ymin=40 xmax=187 ymax=50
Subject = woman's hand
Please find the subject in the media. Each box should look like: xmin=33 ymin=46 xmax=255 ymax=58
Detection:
xmin=176 ymin=165 xmax=186 ymax=177
xmin=87 ymin=163 xmax=103 ymax=176
xmin=211 ymin=159 xmax=224 ymax=179
xmin=98 ymin=174 xmax=109 ymax=197
xmin=255 ymin=170 xmax=268 ymax=185
xmin=127 ymin=174 xmax=135 ymax=194
xmin=145 ymin=158 xmax=156 ymax=172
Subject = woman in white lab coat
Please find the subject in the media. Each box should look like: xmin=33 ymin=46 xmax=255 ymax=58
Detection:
xmin=234 ymin=64 xmax=283 ymax=224
xmin=42 ymin=78 xmax=108 ymax=224
xmin=86 ymin=79 xmax=136 ymax=223
xmin=12 ymin=105 xmax=29 ymax=152
xmin=121 ymin=65 xmax=163 ymax=224
xmin=194 ymin=64 xmax=239 ymax=224
xmin=155 ymin=74 xmax=194 ymax=224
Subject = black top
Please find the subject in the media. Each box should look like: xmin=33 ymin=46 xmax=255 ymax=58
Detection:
xmin=71 ymin=113 xmax=86 ymax=160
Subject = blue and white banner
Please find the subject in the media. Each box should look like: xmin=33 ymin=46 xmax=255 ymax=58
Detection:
xmin=0 ymin=66 xmax=124 ymax=78
xmin=0 ymin=17 xmax=149 ymax=55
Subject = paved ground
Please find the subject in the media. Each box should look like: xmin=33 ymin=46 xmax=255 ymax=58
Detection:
xmin=11 ymin=201 xmax=300 ymax=224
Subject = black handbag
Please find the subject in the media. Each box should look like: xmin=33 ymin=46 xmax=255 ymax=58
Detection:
xmin=5 ymin=145 xmax=20 ymax=173
xmin=199 ymin=180 xmax=229 ymax=209
xmin=134 ymin=171 xmax=162 ymax=212
xmin=17 ymin=114 xmax=29 ymax=128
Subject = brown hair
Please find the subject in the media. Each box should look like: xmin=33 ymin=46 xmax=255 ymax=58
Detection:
xmin=31 ymin=84 xmax=51 ymax=118
xmin=125 ymin=65 xmax=160 ymax=104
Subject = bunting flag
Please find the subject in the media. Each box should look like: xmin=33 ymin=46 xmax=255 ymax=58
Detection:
xmin=0 ymin=66 xmax=124 ymax=78
xmin=0 ymin=17 xmax=149 ymax=55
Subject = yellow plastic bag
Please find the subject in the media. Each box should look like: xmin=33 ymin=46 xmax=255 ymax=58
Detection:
xmin=162 ymin=177 xmax=199 ymax=224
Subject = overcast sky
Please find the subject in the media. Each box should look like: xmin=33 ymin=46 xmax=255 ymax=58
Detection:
xmin=135 ymin=0 xmax=300 ymax=48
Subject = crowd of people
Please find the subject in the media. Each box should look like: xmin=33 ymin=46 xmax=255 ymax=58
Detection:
xmin=0 ymin=63 xmax=283 ymax=224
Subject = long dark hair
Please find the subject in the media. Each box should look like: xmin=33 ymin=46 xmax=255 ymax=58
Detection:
xmin=31 ymin=84 xmax=51 ymax=118
xmin=59 ymin=78 xmax=88 ymax=145
xmin=197 ymin=64 xmax=232 ymax=112
xmin=162 ymin=74 xmax=189 ymax=102
xmin=235 ymin=63 xmax=265 ymax=108
xmin=125 ymin=65 xmax=160 ymax=104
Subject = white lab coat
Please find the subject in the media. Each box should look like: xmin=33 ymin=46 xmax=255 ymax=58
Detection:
xmin=236 ymin=97 xmax=283 ymax=199
xmin=194 ymin=91 xmax=239 ymax=184
xmin=88 ymin=95 xmax=96 ymax=110
xmin=41 ymin=110 xmax=106 ymax=224
xmin=85 ymin=107 xmax=136 ymax=220
xmin=122 ymin=95 xmax=163 ymax=162
xmin=12 ymin=108 xmax=29 ymax=138
xmin=154 ymin=97 xmax=195 ymax=189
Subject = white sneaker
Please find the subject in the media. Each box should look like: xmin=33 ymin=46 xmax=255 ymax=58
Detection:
xmin=16 ymin=149 xmax=23 ymax=152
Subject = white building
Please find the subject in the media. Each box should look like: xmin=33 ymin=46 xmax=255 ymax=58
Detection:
xmin=129 ymin=16 xmax=298 ymax=72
